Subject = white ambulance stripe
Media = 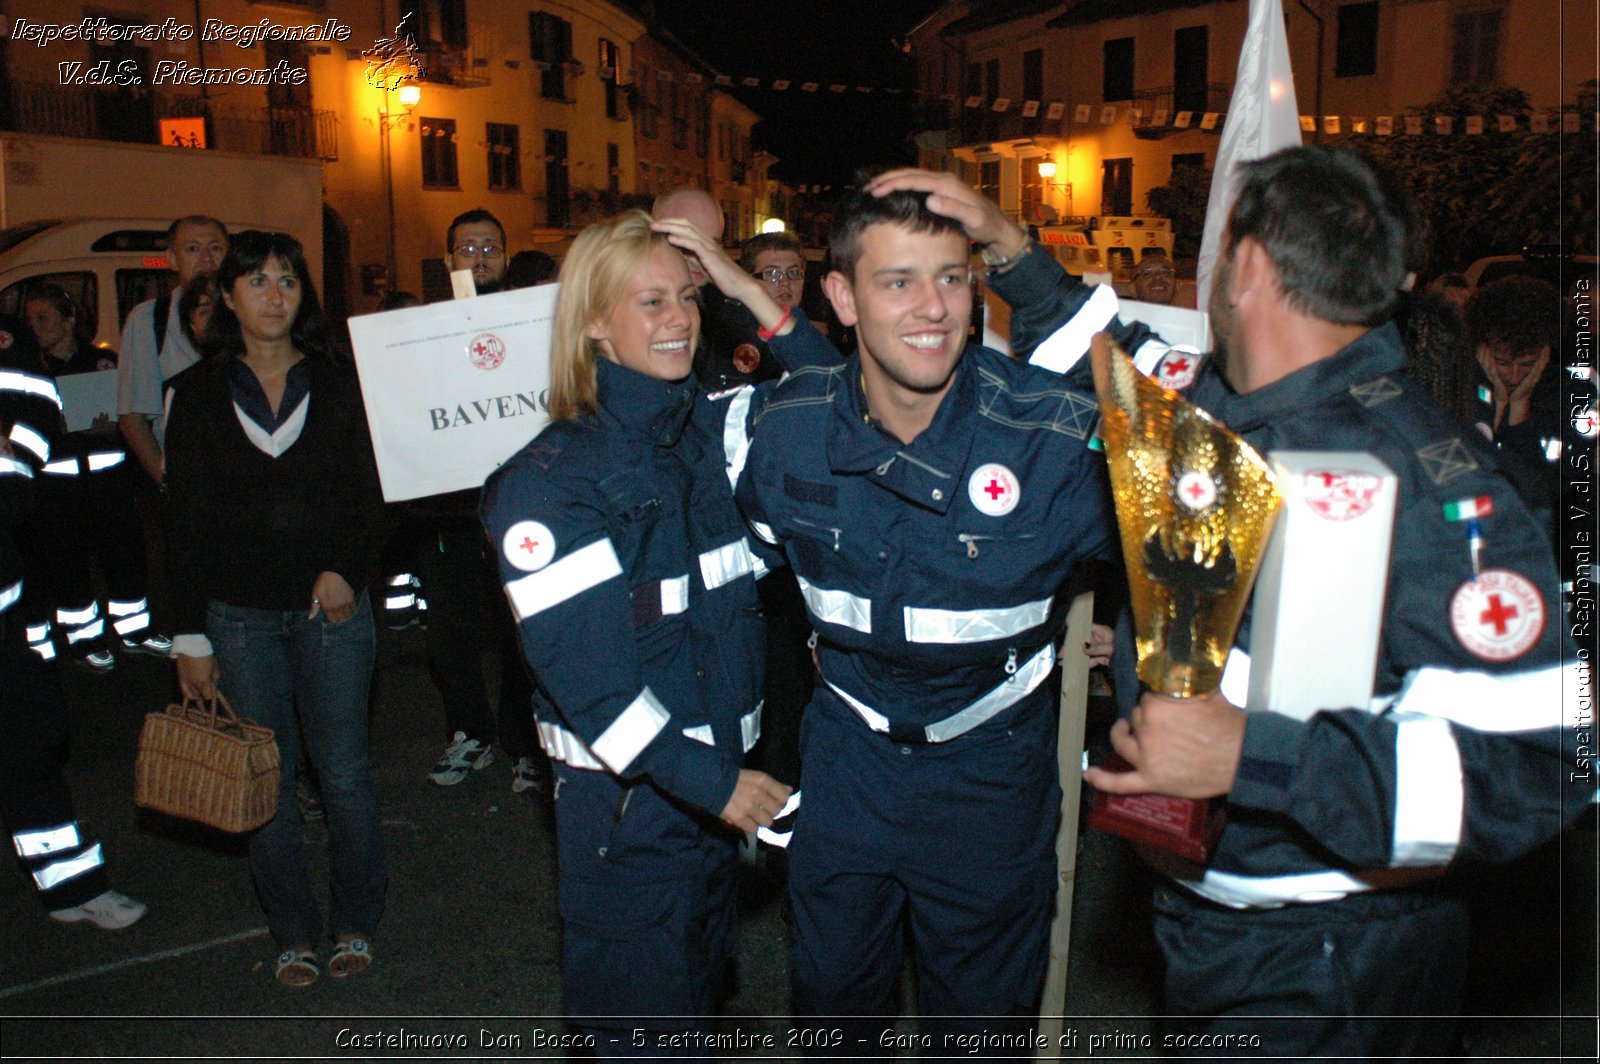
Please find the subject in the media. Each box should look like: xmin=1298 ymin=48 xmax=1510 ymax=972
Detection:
xmin=1394 ymin=662 xmax=1572 ymax=733
xmin=741 ymin=702 xmax=763 ymax=753
xmin=1027 ymin=284 xmax=1120 ymax=373
xmin=700 ymin=538 xmax=760 ymax=591
xmin=903 ymin=596 xmax=1052 ymax=644
xmin=0 ymin=454 xmax=33 ymax=479
xmin=660 ymin=575 xmax=690 ymax=616
xmin=721 ymin=385 xmax=756 ymax=490
xmin=750 ymin=520 xmax=779 ymax=546
xmin=536 ymin=719 xmax=604 ymax=770
xmin=797 ymin=577 xmax=872 ymax=634
xmin=591 ymin=687 xmax=671 ymax=774
xmin=111 ymin=612 xmax=151 ymax=635
xmin=86 ymin=451 xmax=126 ymax=471
xmin=233 ymin=394 xmax=308 ymax=458
xmin=14 ymin=822 xmax=80 ymax=858
xmin=42 ymin=459 xmax=78 ymax=476
xmin=1390 ymin=713 xmax=1464 ymax=866
xmin=0 ymin=580 xmax=21 ymax=615
xmin=503 ymin=539 xmax=623 ymax=620
xmin=9 ymin=423 xmax=49 ymax=464
xmin=33 ymin=843 xmax=103 ymax=891
xmin=683 ymin=724 xmax=714 ymax=746
xmin=0 ymin=370 xmax=63 ymax=408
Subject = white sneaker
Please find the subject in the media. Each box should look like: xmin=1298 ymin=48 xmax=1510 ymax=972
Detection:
xmin=510 ymin=756 xmax=544 ymax=794
xmin=428 ymin=731 xmax=494 ymax=785
xmin=49 ymin=889 xmax=148 ymax=929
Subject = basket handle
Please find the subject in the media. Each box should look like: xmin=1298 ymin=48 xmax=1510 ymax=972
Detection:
xmin=181 ymin=692 xmax=240 ymax=726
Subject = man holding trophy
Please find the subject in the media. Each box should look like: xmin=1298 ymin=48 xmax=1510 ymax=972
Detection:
xmin=875 ymin=148 xmax=1589 ymax=1056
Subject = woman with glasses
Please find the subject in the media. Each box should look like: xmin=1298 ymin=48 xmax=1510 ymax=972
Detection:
xmin=480 ymin=210 xmax=837 ymax=1053
xmin=165 ymin=231 xmax=387 ymax=988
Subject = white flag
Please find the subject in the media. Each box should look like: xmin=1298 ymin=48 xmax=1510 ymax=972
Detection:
xmin=1196 ymin=0 xmax=1302 ymax=308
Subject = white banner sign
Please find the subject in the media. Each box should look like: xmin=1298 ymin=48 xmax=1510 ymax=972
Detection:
xmin=55 ymin=368 xmax=118 ymax=432
xmin=349 ymin=284 xmax=557 ymax=502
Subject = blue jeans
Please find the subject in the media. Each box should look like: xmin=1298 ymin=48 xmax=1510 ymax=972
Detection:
xmin=208 ymin=593 xmax=386 ymax=949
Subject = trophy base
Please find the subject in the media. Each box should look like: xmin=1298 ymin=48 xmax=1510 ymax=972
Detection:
xmin=1087 ymin=753 xmax=1226 ymax=863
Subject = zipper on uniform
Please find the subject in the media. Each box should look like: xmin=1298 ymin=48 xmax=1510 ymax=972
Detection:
xmin=957 ymin=531 xmax=1037 ymax=559
xmin=794 ymin=516 xmax=844 ymax=553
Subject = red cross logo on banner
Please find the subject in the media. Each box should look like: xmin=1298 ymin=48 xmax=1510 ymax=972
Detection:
xmin=967 ymin=463 xmax=1021 ymax=517
xmin=1575 ymin=407 xmax=1597 ymax=439
xmin=502 ymin=520 xmax=556 ymax=572
xmin=1449 ymin=568 xmax=1545 ymax=661
xmin=468 ymin=332 xmax=507 ymax=371
xmin=1302 ymin=469 xmax=1383 ymax=521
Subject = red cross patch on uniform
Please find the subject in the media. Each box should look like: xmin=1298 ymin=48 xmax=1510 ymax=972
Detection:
xmin=732 ymin=343 xmax=762 ymax=375
xmin=503 ymin=520 xmax=556 ymax=572
xmin=1153 ymin=347 xmax=1204 ymax=391
xmin=1449 ymin=569 xmax=1545 ymax=661
xmin=968 ymin=463 xmax=1020 ymax=517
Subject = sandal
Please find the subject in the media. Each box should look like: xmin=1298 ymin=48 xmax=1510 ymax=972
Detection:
xmin=275 ymin=948 xmax=320 ymax=988
xmin=329 ymin=936 xmax=373 ymax=978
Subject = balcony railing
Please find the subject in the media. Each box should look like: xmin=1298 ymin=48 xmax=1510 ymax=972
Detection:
xmin=1131 ymin=82 xmax=1232 ymax=119
xmin=2 ymin=80 xmax=338 ymax=160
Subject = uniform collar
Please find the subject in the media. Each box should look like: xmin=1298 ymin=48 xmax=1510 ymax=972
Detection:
xmin=595 ymin=357 xmax=695 ymax=447
xmin=1214 ymin=322 xmax=1406 ymax=433
xmin=826 ymin=350 xmax=978 ymax=515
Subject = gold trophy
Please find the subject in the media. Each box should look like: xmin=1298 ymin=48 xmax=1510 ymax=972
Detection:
xmin=1085 ymin=335 xmax=1282 ymax=862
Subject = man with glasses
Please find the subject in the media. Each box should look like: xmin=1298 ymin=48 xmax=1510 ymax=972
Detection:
xmin=446 ymin=209 xmax=509 ymax=295
xmin=411 ymin=209 xmax=542 ymax=795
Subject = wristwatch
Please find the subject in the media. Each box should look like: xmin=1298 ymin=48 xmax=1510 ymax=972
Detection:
xmin=979 ymin=232 xmax=1032 ymax=272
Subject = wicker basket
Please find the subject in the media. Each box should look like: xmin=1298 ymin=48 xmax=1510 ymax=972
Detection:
xmin=134 ymin=695 xmax=281 ymax=833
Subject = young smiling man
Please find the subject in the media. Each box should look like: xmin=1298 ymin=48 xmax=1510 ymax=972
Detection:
xmin=733 ymin=189 xmax=1132 ymax=1050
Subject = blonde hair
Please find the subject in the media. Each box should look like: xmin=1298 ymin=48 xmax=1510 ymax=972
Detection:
xmin=548 ymin=210 xmax=672 ymax=421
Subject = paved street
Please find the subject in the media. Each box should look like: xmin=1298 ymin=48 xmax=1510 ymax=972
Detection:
xmin=1 ymin=627 xmax=1594 ymax=1060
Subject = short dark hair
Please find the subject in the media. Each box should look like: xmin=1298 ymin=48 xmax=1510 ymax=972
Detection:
xmin=740 ymin=231 xmax=804 ymax=273
xmin=828 ymin=189 xmax=968 ymax=279
xmin=177 ymin=271 xmax=221 ymax=346
xmin=23 ymin=281 xmax=77 ymax=323
xmin=446 ymin=208 xmax=506 ymax=252
xmin=1464 ymin=276 xmax=1561 ymax=356
xmin=1227 ymin=147 xmax=1410 ymax=327
xmin=166 ymin=215 xmax=227 ymax=244
xmin=204 ymin=230 xmax=333 ymax=362
xmin=505 ymin=249 xmax=558 ymax=288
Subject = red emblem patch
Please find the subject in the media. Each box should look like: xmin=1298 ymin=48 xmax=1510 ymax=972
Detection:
xmin=1154 ymin=347 xmax=1203 ymax=391
xmin=1302 ymin=469 xmax=1383 ymax=521
xmin=0 ymin=329 xmax=12 ymax=350
xmin=732 ymin=343 xmax=762 ymax=375
xmin=1449 ymin=569 xmax=1546 ymax=661
xmin=467 ymin=333 xmax=506 ymax=370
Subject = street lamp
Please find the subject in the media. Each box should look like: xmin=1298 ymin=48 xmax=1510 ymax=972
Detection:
xmin=379 ymin=84 xmax=421 ymax=297
xmin=1037 ymin=159 xmax=1073 ymax=219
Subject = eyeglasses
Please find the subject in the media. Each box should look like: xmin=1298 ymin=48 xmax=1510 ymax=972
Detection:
xmin=1134 ymin=266 xmax=1176 ymax=280
xmin=453 ymin=242 xmax=505 ymax=260
xmin=755 ymin=266 xmax=804 ymax=283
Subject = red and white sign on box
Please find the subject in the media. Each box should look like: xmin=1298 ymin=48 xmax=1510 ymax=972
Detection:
xmin=1244 ymin=452 xmax=1398 ymax=721
xmin=349 ymin=284 xmax=557 ymax=502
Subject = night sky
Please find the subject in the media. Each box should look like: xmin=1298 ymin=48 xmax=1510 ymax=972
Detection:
xmin=653 ymin=0 xmax=949 ymax=187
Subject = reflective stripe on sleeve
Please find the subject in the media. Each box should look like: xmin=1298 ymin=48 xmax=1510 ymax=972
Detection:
xmin=661 ymin=574 xmax=690 ymax=615
xmin=796 ymin=576 xmax=872 ymax=633
xmin=86 ymin=451 xmax=126 ymax=471
xmin=741 ymin=702 xmax=762 ymax=753
xmin=700 ymin=537 xmax=762 ymax=590
xmin=683 ymin=724 xmax=714 ymax=746
xmin=0 ymin=370 xmax=63 ymax=408
xmin=1389 ymin=712 xmax=1464 ymax=866
xmin=721 ymin=385 xmax=756 ymax=491
xmin=42 ymin=458 xmax=79 ymax=476
xmin=750 ymin=520 xmax=779 ymax=546
xmin=535 ymin=719 xmax=604 ymax=770
xmin=591 ymin=686 xmax=670 ymax=774
xmin=902 ymin=596 xmax=1051 ymax=644
xmin=0 ymin=580 xmax=21 ymax=615
xmin=503 ymin=538 xmax=624 ymax=620
xmin=13 ymin=822 xmax=80 ymax=858
xmin=1394 ymin=662 xmax=1571 ymax=733
xmin=0 ymin=454 xmax=34 ymax=479
xmin=9 ymin=424 xmax=50 ymax=464
xmin=1027 ymin=284 xmax=1119 ymax=373
xmin=32 ymin=842 xmax=103 ymax=891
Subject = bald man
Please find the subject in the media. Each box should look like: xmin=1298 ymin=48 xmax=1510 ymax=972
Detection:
xmin=652 ymin=188 xmax=725 ymax=285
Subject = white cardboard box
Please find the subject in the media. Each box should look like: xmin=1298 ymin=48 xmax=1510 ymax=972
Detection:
xmin=1245 ymin=451 xmax=1398 ymax=720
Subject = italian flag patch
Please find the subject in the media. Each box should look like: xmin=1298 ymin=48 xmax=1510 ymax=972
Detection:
xmin=1443 ymin=495 xmax=1494 ymax=522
